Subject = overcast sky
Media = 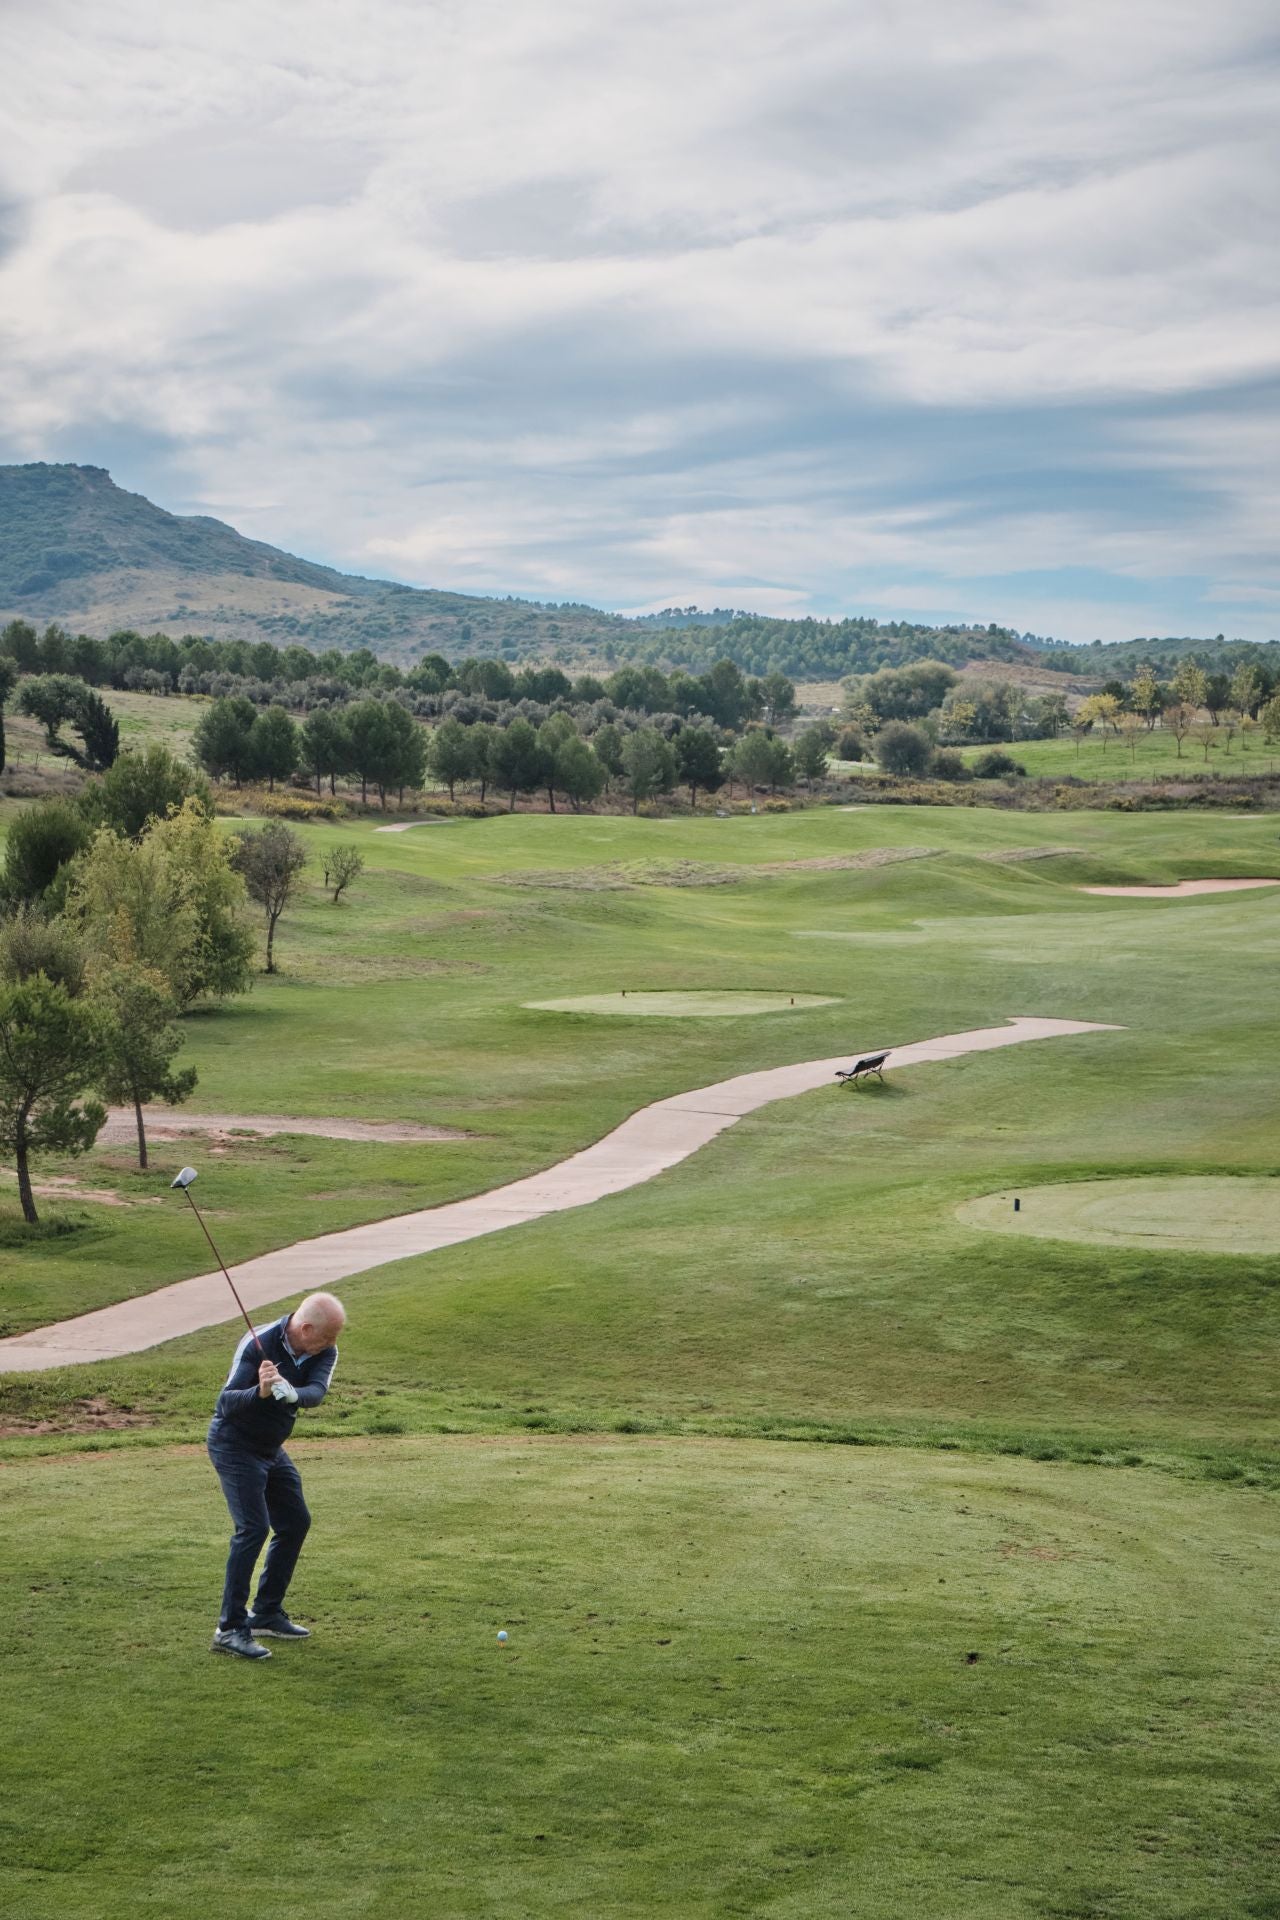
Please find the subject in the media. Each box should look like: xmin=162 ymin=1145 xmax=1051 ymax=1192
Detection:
xmin=2 ymin=0 xmax=1278 ymax=640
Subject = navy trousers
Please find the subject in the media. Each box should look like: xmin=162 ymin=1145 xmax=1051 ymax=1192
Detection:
xmin=208 ymin=1418 xmax=312 ymax=1630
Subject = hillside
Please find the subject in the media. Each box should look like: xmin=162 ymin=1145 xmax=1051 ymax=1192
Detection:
xmin=6 ymin=462 xmax=1270 ymax=684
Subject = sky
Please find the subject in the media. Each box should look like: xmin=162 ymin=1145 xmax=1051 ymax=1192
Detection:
xmin=1 ymin=0 xmax=1278 ymax=642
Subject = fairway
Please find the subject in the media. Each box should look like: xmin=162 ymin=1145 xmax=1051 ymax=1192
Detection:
xmin=2 ymin=1435 xmax=1277 ymax=1920
xmin=525 ymin=990 xmax=841 ymax=1016
xmin=958 ymin=1175 xmax=1280 ymax=1256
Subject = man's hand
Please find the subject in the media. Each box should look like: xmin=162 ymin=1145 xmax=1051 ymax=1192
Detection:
xmin=258 ymin=1358 xmax=281 ymax=1399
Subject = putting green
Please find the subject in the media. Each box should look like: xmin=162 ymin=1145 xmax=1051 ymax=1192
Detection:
xmin=524 ymin=990 xmax=840 ymax=1016
xmin=957 ymin=1176 xmax=1280 ymax=1257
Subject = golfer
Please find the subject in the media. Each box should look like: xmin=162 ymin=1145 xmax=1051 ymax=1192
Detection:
xmin=207 ymin=1291 xmax=346 ymax=1660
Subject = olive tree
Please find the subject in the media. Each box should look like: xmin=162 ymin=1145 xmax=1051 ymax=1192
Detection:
xmin=230 ymin=822 xmax=308 ymax=972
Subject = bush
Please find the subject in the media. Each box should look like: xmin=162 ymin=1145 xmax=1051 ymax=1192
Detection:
xmin=231 ymin=787 xmax=346 ymax=821
xmin=835 ymin=727 xmax=865 ymax=762
xmin=762 ymin=797 xmax=791 ymax=812
xmin=0 ymin=797 xmax=92 ymax=904
xmin=972 ymin=750 xmax=1027 ymax=779
xmin=929 ymin=748 xmax=970 ymax=782
xmin=873 ymin=722 xmax=934 ymax=777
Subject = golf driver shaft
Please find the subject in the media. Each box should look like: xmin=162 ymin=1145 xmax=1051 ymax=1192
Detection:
xmin=182 ymin=1189 xmax=262 ymax=1351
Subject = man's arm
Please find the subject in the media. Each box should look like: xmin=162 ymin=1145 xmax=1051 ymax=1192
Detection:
xmin=295 ymin=1347 xmax=339 ymax=1409
xmin=215 ymin=1330 xmax=269 ymax=1417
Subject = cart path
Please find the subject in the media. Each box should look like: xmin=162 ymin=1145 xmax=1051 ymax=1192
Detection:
xmin=0 ymin=1017 xmax=1119 ymax=1373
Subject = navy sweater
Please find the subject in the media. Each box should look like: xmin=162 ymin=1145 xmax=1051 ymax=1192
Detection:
xmin=212 ymin=1315 xmax=339 ymax=1455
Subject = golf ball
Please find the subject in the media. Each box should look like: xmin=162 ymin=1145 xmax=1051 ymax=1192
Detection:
xmin=497 ymin=1630 xmax=508 ymax=1644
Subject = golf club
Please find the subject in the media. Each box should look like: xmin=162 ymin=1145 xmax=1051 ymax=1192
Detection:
xmin=169 ymin=1166 xmax=262 ymax=1354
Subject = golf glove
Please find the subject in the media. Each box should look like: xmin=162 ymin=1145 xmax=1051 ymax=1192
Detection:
xmin=271 ymin=1378 xmax=299 ymax=1404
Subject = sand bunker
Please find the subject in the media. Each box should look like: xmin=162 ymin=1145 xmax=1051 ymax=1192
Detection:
xmin=100 ymin=1110 xmax=470 ymax=1145
xmin=957 ymin=1176 xmax=1280 ymax=1257
xmin=525 ymin=991 xmax=840 ymax=1017
xmin=1078 ymin=879 xmax=1279 ymax=898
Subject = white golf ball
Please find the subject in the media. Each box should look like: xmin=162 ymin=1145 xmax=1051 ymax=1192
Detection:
xmin=497 ymin=1630 xmax=508 ymax=1644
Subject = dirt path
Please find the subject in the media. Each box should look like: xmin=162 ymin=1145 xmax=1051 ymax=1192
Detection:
xmin=1078 ymin=879 xmax=1279 ymax=898
xmin=0 ymin=1018 xmax=1119 ymax=1373
xmin=98 ymin=1110 xmax=470 ymax=1146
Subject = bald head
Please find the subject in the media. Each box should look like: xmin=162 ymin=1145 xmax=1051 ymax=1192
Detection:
xmin=287 ymin=1292 xmax=346 ymax=1354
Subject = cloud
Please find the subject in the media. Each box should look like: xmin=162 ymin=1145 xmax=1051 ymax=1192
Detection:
xmin=0 ymin=0 xmax=1277 ymax=640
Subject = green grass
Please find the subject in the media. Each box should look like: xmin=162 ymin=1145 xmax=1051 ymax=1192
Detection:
xmin=2 ymin=799 xmax=1280 ymax=1913
xmin=2 ymin=1436 xmax=1278 ymax=1919
xmin=959 ymin=728 xmax=1280 ymax=782
xmin=958 ymin=1175 xmax=1280 ymax=1256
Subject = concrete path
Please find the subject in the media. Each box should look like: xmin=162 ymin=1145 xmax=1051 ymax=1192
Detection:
xmin=0 ymin=1017 xmax=1118 ymax=1374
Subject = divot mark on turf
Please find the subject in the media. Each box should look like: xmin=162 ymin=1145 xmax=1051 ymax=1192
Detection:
xmin=0 ymin=1016 xmax=1121 ymax=1372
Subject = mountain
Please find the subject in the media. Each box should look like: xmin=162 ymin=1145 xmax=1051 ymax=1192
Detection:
xmin=14 ymin=461 xmax=1255 ymax=684
xmin=0 ymin=463 xmax=635 ymax=664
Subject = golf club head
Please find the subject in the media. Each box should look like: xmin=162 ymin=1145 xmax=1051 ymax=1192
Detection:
xmin=170 ymin=1167 xmax=198 ymax=1190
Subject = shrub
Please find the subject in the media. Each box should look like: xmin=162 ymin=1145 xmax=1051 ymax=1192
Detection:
xmin=972 ymin=749 xmax=1027 ymax=779
xmin=930 ymin=748 xmax=970 ymax=782
xmin=762 ymin=797 xmax=791 ymax=812
xmin=873 ymin=721 xmax=934 ymax=777
xmin=835 ymin=726 xmax=865 ymax=762
xmin=232 ymin=787 xmax=346 ymax=821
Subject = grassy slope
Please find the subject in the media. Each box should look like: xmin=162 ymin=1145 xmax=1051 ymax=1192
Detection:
xmin=959 ymin=729 xmax=1280 ymax=782
xmin=2 ymin=1437 xmax=1277 ymax=1919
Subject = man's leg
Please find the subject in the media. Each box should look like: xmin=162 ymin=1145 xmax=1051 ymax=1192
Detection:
xmin=251 ymin=1449 xmax=312 ymax=1622
xmin=208 ymin=1431 xmax=271 ymax=1632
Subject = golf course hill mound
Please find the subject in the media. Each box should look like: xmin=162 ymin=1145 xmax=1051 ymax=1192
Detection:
xmin=524 ymin=991 xmax=840 ymax=1017
xmin=957 ymin=1176 xmax=1280 ymax=1257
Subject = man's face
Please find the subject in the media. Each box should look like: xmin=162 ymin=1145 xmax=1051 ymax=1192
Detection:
xmin=288 ymin=1315 xmax=335 ymax=1355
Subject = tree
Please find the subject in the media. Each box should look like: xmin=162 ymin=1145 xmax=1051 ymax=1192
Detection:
xmin=428 ymin=717 xmax=471 ymax=801
xmin=300 ymin=708 xmax=350 ymax=796
xmin=675 ymin=726 xmax=723 ymax=805
xmin=381 ymin=702 xmax=427 ymax=804
xmin=1163 ymin=703 xmax=1195 ymax=759
xmin=1 ymin=619 xmax=41 ymax=672
xmin=92 ymin=964 xmax=197 ymax=1169
xmin=729 ymin=729 xmax=778 ymax=795
xmin=765 ymin=737 xmax=795 ymax=793
xmin=792 ymin=729 xmax=831 ymax=786
xmin=1230 ymin=664 xmax=1262 ymax=721
xmin=537 ymin=716 xmax=577 ymax=811
xmin=1076 ymin=693 xmax=1121 ymax=750
xmin=554 ymin=738 xmax=605 ymax=812
xmin=248 ymin=706 xmax=299 ymax=790
xmin=80 ymin=743 xmax=212 ymax=840
xmin=834 ymin=725 xmax=865 ymax=763
xmin=68 ymin=800 xmax=254 ymax=1007
xmin=17 ymin=675 xmax=119 ymax=770
xmin=0 ymin=656 xmax=16 ymax=775
xmin=465 ymin=722 xmax=496 ymax=803
xmin=489 ymin=719 xmax=547 ymax=811
xmin=1262 ymin=692 xmax=1280 ymax=745
xmin=0 ymin=798 xmax=93 ymax=906
xmin=1129 ymin=664 xmax=1162 ymax=730
xmin=755 ymin=672 xmax=797 ymax=726
xmin=321 ymin=843 xmax=365 ymax=902
xmin=1204 ymin=673 xmax=1231 ymax=726
xmin=230 ymin=823 xmax=307 ymax=974
xmin=873 ymin=721 xmax=933 ymax=777
xmin=0 ymin=976 xmax=106 ymax=1224
xmin=194 ymin=696 xmax=257 ymax=786
xmin=1117 ymin=710 xmax=1144 ymax=762
xmin=620 ymin=727 xmax=676 ymax=813
xmin=592 ymin=724 xmax=624 ymax=791
xmin=1172 ymin=659 xmax=1208 ymax=715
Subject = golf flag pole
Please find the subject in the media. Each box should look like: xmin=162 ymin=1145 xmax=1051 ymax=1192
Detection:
xmin=169 ymin=1167 xmax=263 ymax=1352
